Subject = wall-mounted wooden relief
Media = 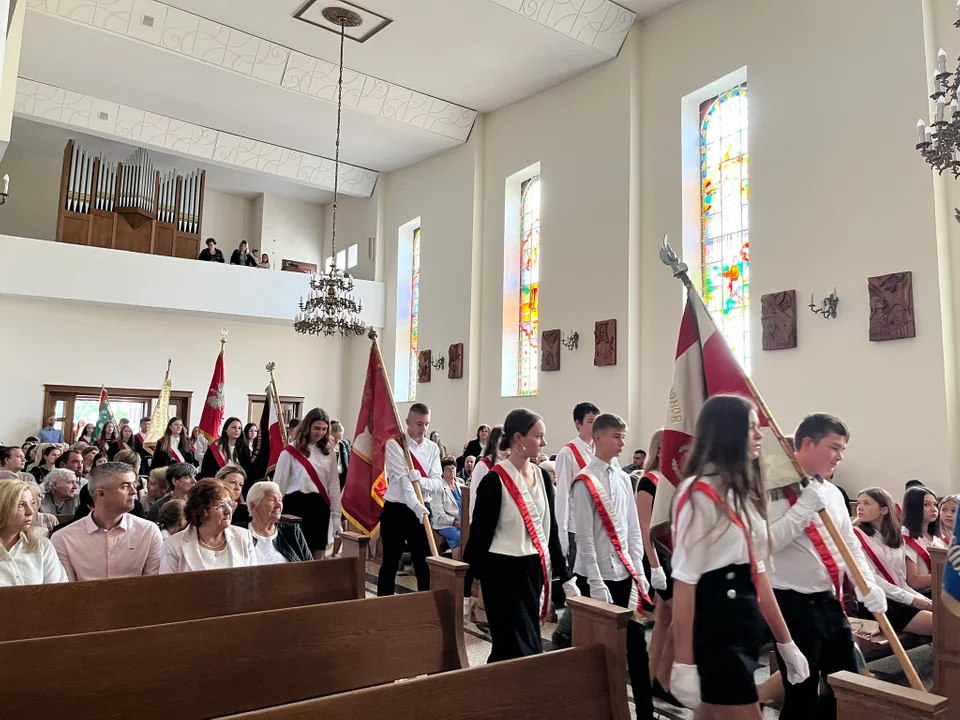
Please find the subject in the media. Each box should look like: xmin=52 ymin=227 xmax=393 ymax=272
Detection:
xmin=594 ymin=319 xmax=617 ymax=367
xmin=760 ymin=290 xmax=798 ymax=351
xmin=448 ymin=343 xmax=463 ymax=379
xmin=418 ymin=350 xmax=432 ymax=383
xmin=541 ymin=329 xmax=561 ymax=372
xmin=868 ymin=271 xmax=915 ymax=342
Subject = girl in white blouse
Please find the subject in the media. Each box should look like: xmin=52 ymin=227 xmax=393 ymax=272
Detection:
xmin=670 ymin=394 xmax=808 ymax=714
xmin=0 ymin=478 xmax=68 ymax=587
xmin=901 ymin=485 xmax=946 ymax=592
xmin=853 ymin=488 xmax=932 ymax=635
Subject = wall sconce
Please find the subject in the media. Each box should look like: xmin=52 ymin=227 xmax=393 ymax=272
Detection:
xmin=809 ymin=289 xmax=839 ymax=319
xmin=432 ymin=355 xmax=445 ymax=371
xmin=561 ymin=331 xmax=580 ymax=351
xmin=0 ymin=174 xmax=11 ymax=205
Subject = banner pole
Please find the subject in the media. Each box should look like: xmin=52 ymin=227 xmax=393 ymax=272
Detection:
xmin=660 ymin=237 xmax=924 ymax=692
xmin=367 ymin=328 xmax=440 ymax=557
xmin=266 ymin=363 xmax=288 ymax=448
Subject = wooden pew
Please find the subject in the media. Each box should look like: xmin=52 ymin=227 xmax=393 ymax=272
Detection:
xmin=932 ymin=547 xmax=960 ymax=717
xmin=0 ymin=556 xmax=469 ymax=720
xmin=0 ymin=531 xmax=368 ymax=642
xmin=829 ymin=671 xmax=948 ymax=720
xmin=216 ymin=597 xmax=632 ymax=720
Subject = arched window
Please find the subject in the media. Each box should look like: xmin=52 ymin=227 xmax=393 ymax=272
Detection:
xmin=518 ymin=175 xmax=541 ymax=396
xmin=700 ymin=83 xmax=750 ymax=372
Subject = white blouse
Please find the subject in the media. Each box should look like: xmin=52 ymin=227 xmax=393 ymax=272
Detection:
xmin=856 ymin=529 xmax=925 ymax=607
xmin=0 ymin=534 xmax=68 ymax=587
xmin=902 ymin=527 xmax=946 ymax=574
xmin=488 ymin=461 xmax=549 ymax=558
xmin=672 ymin=475 xmax=768 ymax=585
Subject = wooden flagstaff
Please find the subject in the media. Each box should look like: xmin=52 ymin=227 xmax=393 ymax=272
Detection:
xmin=265 ymin=362 xmax=288 ymax=448
xmin=659 ymin=236 xmax=925 ymax=692
xmin=367 ymin=328 xmax=441 ymax=557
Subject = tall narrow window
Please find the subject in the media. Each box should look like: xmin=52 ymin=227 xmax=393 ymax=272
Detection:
xmin=700 ymin=83 xmax=750 ymax=372
xmin=518 ymin=176 xmax=541 ymax=396
xmin=408 ymin=227 xmax=421 ymax=401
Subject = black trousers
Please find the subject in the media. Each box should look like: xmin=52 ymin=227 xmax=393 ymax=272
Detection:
xmin=774 ymin=588 xmax=857 ymax=720
xmin=377 ymin=501 xmax=431 ymax=595
xmin=605 ymin=577 xmax=654 ymax=720
xmin=482 ymin=553 xmax=544 ymax=662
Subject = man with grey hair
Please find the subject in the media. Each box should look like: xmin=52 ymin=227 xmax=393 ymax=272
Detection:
xmin=51 ymin=462 xmax=163 ymax=581
xmin=39 ymin=469 xmax=80 ymax=515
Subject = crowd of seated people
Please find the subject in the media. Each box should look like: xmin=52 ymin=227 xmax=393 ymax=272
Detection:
xmin=197 ymin=237 xmax=270 ymax=269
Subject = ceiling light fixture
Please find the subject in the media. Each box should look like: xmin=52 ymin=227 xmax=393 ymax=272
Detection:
xmin=294 ymin=6 xmax=366 ymax=339
xmin=916 ymin=10 xmax=960 ymax=177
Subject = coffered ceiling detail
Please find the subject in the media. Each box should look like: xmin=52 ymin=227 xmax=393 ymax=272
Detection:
xmin=488 ymin=0 xmax=635 ymax=56
xmin=25 ymin=0 xmax=477 ymax=142
xmin=14 ymin=76 xmax=379 ymax=197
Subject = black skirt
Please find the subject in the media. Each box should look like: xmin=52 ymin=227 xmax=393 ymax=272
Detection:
xmin=651 ymin=537 xmax=674 ymax=602
xmin=694 ymin=564 xmax=765 ymax=706
xmin=480 ymin=553 xmax=544 ymax=663
xmin=856 ymin=600 xmax=922 ymax=633
xmin=281 ymin=491 xmax=330 ymax=552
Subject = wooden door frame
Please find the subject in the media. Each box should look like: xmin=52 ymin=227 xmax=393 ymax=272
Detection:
xmin=246 ymin=395 xmax=305 ymax=424
xmin=43 ymin=385 xmax=193 ymax=434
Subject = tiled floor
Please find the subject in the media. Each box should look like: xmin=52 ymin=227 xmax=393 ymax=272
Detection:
xmin=364 ymin=561 xmax=933 ymax=720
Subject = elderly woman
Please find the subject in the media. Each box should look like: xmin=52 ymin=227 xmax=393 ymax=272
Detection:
xmin=431 ymin=458 xmax=464 ymax=560
xmin=214 ymin=465 xmax=251 ymax=528
xmin=39 ymin=469 xmax=80 ymax=515
xmin=160 ymin=479 xmax=256 ymax=573
xmin=246 ymin=481 xmax=311 ymax=564
xmin=0 ymin=478 xmax=68 ymax=586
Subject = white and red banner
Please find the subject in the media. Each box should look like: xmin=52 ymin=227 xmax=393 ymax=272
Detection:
xmin=249 ymin=384 xmax=283 ymax=480
xmin=199 ymin=347 xmax=226 ymax=442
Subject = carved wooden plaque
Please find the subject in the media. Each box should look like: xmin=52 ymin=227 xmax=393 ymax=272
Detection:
xmin=594 ymin=319 xmax=617 ymax=367
xmin=760 ymin=290 xmax=798 ymax=351
xmin=448 ymin=343 xmax=463 ymax=379
xmin=541 ymin=330 xmax=561 ymax=372
xmin=418 ymin=350 xmax=432 ymax=383
xmin=868 ymin=272 xmax=915 ymax=342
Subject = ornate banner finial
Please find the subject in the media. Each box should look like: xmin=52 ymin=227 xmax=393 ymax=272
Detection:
xmin=367 ymin=327 xmax=378 ymax=341
xmin=266 ymin=362 xmax=276 ymax=373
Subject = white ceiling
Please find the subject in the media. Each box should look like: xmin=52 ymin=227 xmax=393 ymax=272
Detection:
xmin=17 ymin=0 xmax=686 ymax=196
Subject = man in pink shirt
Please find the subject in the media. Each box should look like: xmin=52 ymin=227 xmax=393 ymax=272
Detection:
xmin=52 ymin=462 xmax=163 ymax=581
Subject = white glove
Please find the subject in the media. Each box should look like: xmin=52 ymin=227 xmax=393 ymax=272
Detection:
xmin=589 ymin=583 xmax=614 ymax=604
xmin=776 ymin=641 xmax=811 ymax=685
xmin=670 ymin=663 xmax=701 ymax=710
xmin=796 ymin=482 xmax=827 ymax=515
xmin=562 ymin=578 xmax=581 ymax=600
xmin=413 ymin=502 xmax=429 ymax=524
xmin=856 ymin=583 xmax=888 ymax=614
xmin=650 ymin=566 xmax=668 ymax=592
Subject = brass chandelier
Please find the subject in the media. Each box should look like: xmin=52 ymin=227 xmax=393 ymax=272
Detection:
xmin=916 ymin=13 xmax=960 ymax=177
xmin=294 ymin=6 xmax=365 ymax=338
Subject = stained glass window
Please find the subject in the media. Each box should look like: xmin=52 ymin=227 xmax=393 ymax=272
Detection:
xmin=519 ymin=176 xmax=540 ymax=396
xmin=700 ymin=83 xmax=750 ymax=373
xmin=409 ymin=227 xmax=421 ymax=400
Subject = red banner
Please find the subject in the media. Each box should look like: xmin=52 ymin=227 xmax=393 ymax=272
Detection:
xmin=199 ymin=348 xmax=226 ymax=442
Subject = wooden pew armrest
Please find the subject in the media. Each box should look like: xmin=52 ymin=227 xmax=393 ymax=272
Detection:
xmin=568 ymin=596 xmax=632 ymax=720
xmin=426 ymin=556 xmax=470 ymax=670
xmin=828 ymin=671 xmax=948 ymax=719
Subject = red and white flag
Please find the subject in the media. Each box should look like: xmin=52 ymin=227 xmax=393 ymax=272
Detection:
xmin=198 ymin=345 xmax=226 ymax=442
xmin=249 ymin=384 xmax=284 ymax=480
xmin=652 ymin=288 xmax=799 ymax=528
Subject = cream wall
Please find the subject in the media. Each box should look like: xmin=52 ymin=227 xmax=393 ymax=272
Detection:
xmin=323 ymin=190 xmax=379 ymax=281
xmin=0 ymin=296 xmax=349 ymax=444
xmin=202 ymin=190 xmax=255 ymax=251
xmin=261 ymin=193 xmax=326 ymax=270
xmin=0 ymin=145 xmax=60 ymax=239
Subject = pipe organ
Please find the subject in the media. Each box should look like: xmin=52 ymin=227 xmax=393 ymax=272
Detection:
xmin=56 ymin=139 xmax=206 ymax=259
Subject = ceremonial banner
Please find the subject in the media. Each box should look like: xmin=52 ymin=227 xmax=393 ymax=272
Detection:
xmin=249 ymin=383 xmax=284 ymax=481
xmin=652 ymin=288 xmax=798 ymax=529
xmin=342 ymin=342 xmax=400 ymax=536
xmin=943 ymin=524 xmax=960 ymax=616
xmin=91 ymin=387 xmax=116 ymax=441
xmin=198 ymin=343 xmax=226 ymax=442
xmin=144 ymin=362 xmax=172 ymax=445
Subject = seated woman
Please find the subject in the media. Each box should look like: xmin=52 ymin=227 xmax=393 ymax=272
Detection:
xmin=157 ymin=499 xmax=187 ymax=540
xmin=431 ymin=458 xmax=464 ymax=560
xmin=939 ymin=494 xmax=958 ymax=545
xmin=160 ymin=479 xmax=256 ymax=573
xmin=39 ymin=469 xmax=80 ymax=516
xmin=214 ymin=465 xmax=251 ymax=528
xmin=247 ymin=481 xmax=311 ymax=564
xmin=20 ymin=482 xmax=58 ymax=538
xmin=0 ymin=478 xmax=68 ymax=586
xmin=901 ymin=485 xmax=946 ymax=592
xmin=30 ymin=444 xmax=61 ymax=483
xmin=853 ymin=487 xmax=933 ymax=635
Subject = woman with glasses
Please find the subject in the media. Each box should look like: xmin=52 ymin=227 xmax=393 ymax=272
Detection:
xmin=160 ymin=478 xmax=256 ymax=572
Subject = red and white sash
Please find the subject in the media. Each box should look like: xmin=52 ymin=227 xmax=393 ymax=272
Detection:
xmin=479 ymin=456 xmax=493 ymax=470
xmin=209 ymin=443 xmax=227 ymax=469
xmin=641 ymin=471 xmax=660 ymax=488
xmin=674 ymin=479 xmax=760 ymax=597
xmin=169 ymin=445 xmax=185 ymax=463
xmin=284 ymin=445 xmax=331 ymax=506
xmin=782 ymin=485 xmax=842 ymax=599
xmin=409 ymin=451 xmax=428 ymax=479
xmin=565 ymin=441 xmax=588 ymax=471
xmin=853 ymin=528 xmax=898 ymax=586
xmin=903 ymin=536 xmax=932 ymax=573
xmin=573 ymin=469 xmax=651 ymax=612
xmin=493 ymin=463 xmax=552 ymax=621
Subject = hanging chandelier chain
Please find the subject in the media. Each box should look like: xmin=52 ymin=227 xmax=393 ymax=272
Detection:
xmin=331 ymin=21 xmax=345 ymax=263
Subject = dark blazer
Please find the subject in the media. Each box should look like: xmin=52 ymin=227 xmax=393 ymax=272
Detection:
xmin=463 ymin=466 xmax=569 ymax=584
xmin=231 ymin=503 xmax=252 ymax=529
xmin=250 ymin=522 xmax=312 ymax=562
xmin=198 ymin=248 xmax=225 ymax=262
xmin=336 ymin=439 xmax=350 ymax=489
xmin=230 ymin=249 xmax=257 ymax=267
xmin=151 ymin=446 xmax=197 ymax=469
xmin=199 ymin=443 xmax=253 ymax=480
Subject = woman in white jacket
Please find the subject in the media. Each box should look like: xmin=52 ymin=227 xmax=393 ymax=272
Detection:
xmin=161 ymin=478 xmax=256 ymax=573
xmin=853 ymin=487 xmax=933 ymax=635
xmin=431 ymin=458 xmax=464 ymax=560
xmin=0 ymin=478 xmax=67 ymax=586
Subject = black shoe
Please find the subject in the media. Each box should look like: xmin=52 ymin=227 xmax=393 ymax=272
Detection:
xmin=651 ymin=678 xmax=681 ymax=707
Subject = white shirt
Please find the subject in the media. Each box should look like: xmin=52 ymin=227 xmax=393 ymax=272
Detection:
xmin=382 ymin=434 xmax=443 ymax=515
xmin=856 ymin=528 xmax=926 ymax=607
xmin=199 ymin=545 xmax=231 ymax=570
xmin=572 ymin=458 xmax=645 ymax=597
xmin=250 ymin=528 xmax=289 ymax=565
xmin=767 ymin=478 xmax=875 ymax=594
xmin=273 ymin=445 xmax=342 ymax=517
xmin=0 ymin=534 xmax=68 ymax=587
xmin=554 ymin=436 xmax=594 ymax=537
xmin=672 ymin=475 xmax=768 ymax=585
xmin=488 ymin=460 xmax=549 ymax=557
xmin=902 ymin=527 xmax=946 ymax=574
